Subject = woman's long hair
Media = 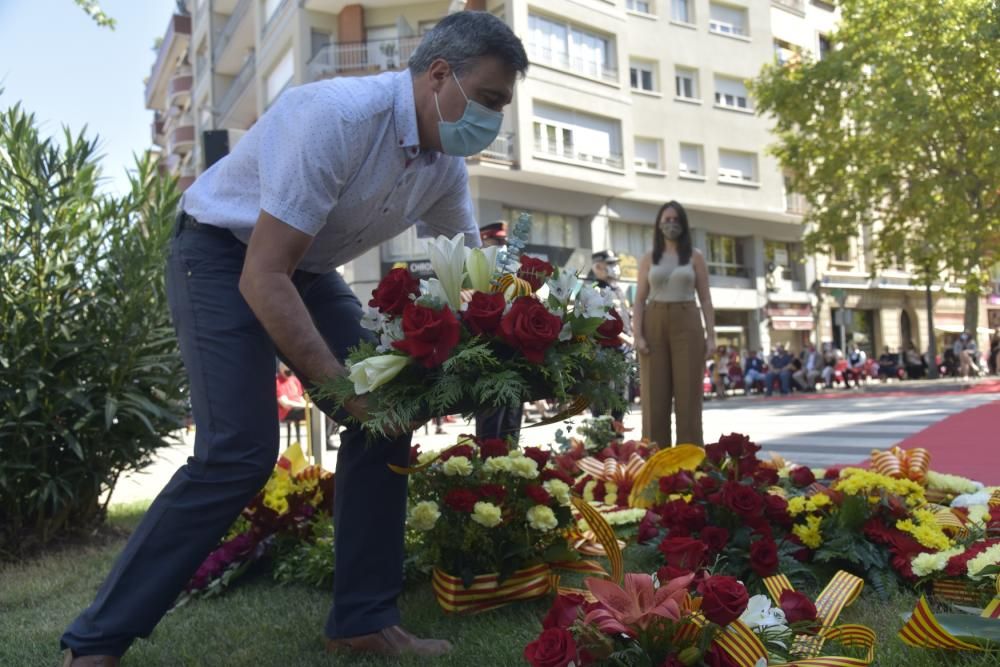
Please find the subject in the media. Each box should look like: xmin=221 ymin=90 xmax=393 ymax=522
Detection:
xmin=652 ymin=200 xmax=693 ymax=266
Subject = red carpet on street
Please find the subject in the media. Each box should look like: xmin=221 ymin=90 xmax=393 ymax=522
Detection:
xmin=893 ymin=382 xmax=1000 ymax=485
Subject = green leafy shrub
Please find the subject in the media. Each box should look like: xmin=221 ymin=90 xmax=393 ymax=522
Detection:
xmin=0 ymin=101 xmax=187 ymax=557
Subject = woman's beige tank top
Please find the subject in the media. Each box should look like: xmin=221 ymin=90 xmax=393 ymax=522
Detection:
xmin=648 ymin=253 xmax=696 ymax=302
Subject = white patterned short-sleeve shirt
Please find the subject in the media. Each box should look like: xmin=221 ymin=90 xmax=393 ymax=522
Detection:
xmin=181 ymin=70 xmax=480 ymax=273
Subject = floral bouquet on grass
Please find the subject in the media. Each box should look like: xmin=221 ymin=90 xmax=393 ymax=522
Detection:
xmin=636 ymin=434 xmax=810 ymax=588
xmin=404 ymin=436 xmax=584 ymax=612
xmin=175 ymin=444 xmax=334 ymax=605
xmin=324 ymin=214 xmax=630 ymax=437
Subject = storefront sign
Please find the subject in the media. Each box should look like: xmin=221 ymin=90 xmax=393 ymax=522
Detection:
xmin=381 ymin=259 xmax=436 ymax=280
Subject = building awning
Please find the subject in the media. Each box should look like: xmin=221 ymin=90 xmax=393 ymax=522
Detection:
xmin=771 ymin=316 xmax=814 ymax=331
xmin=715 ymin=325 xmax=746 ymax=334
xmin=934 ymin=324 xmax=995 ymax=334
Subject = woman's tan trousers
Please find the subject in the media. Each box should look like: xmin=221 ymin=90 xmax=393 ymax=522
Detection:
xmin=639 ymin=301 xmax=705 ymax=447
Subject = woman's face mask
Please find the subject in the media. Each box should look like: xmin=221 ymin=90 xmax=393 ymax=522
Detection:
xmin=435 ymin=73 xmax=504 ymax=157
xmin=660 ymin=215 xmax=683 ymax=240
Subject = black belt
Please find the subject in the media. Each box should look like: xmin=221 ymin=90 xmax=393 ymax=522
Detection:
xmin=175 ymin=211 xmax=236 ymax=240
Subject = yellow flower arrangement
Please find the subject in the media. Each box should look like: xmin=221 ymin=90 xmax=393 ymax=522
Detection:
xmin=895 ymin=508 xmax=953 ymax=551
xmin=835 ymin=468 xmax=927 ymax=506
xmin=910 ymin=546 xmax=965 ymax=577
xmin=787 ymin=496 xmax=807 ymax=517
xmin=792 ymin=514 xmax=824 ymax=549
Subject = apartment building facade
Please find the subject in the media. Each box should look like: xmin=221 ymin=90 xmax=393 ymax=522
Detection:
xmin=145 ymin=0 xmax=989 ymax=357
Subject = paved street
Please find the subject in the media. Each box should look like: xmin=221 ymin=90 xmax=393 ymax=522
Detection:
xmin=108 ymin=378 xmax=1000 ymax=505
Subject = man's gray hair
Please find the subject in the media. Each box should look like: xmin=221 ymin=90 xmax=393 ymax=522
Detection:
xmin=408 ymin=11 xmax=528 ymax=76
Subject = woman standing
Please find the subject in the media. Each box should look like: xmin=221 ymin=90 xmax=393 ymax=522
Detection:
xmin=633 ymin=201 xmax=716 ymax=447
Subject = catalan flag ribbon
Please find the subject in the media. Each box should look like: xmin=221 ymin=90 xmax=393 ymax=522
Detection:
xmin=570 ymin=495 xmax=623 ymax=584
xmin=432 ymin=564 xmax=552 ymax=614
xmin=869 ymin=446 xmax=930 ymax=483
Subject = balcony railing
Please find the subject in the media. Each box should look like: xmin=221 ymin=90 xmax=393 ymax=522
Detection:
xmin=218 ymin=52 xmax=255 ymax=120
xmin=308 ymin=36 xmax=423 ymax=80
xmin=212 ymin=0 xmax=251 ymax=63
xmin=262 ymin=0 xmax=290 ymax=35
xmin=475 ymin=132 xmax=515 ymax=163
xmin=772 ymin=0 xmax=805 ymax=13
xmin=526 ymin=43 xmax=618 ymax=84
xmin=534 ymin=140 xmax=624 ymax=170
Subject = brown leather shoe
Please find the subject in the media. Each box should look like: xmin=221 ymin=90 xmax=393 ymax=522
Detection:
xmin=325 ymin=625 xmax=452 ymax=657
xmin=62 ymin=651 xmax=120 ymax=667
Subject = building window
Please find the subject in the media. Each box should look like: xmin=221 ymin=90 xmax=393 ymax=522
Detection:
xmin=714 ymin=75 xmax=751 ymax=110
xmin=533 ymin=102 xmax=624 ymax=169
xmin=818 ymin=34 xmax=832 ymax=60
xmin=765 ymin=241 xmax=799 ymax=281
xmin=610 ymin=221 xmax=656 ymax=260
xmin=626 ymin=0 xmax=654 ymax=14
xmin=502 ymin=207 xmax=584 ymax=248
xmin=773 ymin=38 xmax=799 ymax=65
xmin=679 ymin=143 xmax=703 ymax=176
xmin=528 ymin=13 xmax=616 ymax=82
xmin=718 ymin=149 xmax=757 ymax=183
xmin=709 ymin=3 xmax=748 ymax=37
xmin=265 ymin=48 xmax=294 ymax=106
xmin=671 ymin=0 xmax=692 ymax=23
xmin=675 ymin=67 xmax=698 ymax=99
xmin=706 ymin=234 xmax=748 ymax=277
xmin=783 ymin=173 xmax=806 ymax=213
xmin=630 ymin=60 xmax=657 ymax=92
xmin=634 ymin=137 xmax=663 ymax=171
xmin=832 ymin=240 xmax=852 ymax=264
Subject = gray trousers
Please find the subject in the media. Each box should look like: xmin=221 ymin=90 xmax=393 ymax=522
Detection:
xmin=62 ymin=218 xmax=410 ymax=657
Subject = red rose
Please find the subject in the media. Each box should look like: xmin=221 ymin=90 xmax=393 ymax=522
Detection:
xmin=658 ymin=536 xmax=708 ymax=570
xmin=517 ymin=256 xmax=555 ymax=292
xmin=660 ymin=499 xmax=707 ymax=532
xmin=749 ymin=539 xmax=779 ymax=576
xmin=478 ymin=484 xmax=507 ymax=503
xmin=542 ymin=593 xmax=585 ymax=629
xmin=596 ymin=309 xmax=625 ymax=347
xmin=463 ymin=291 xmax=506 ymax=336
xmin=637 ymin=510 xmax=661 ymax=544
xmin=704 ymin=442 xmax=727 ymax=465
xmin=694 ymin=474 xmax=720 ymax=499
xmin=369 ymin=267 xmax=419 ymax=315
xmin=789 ymin=466 xmax=816 ymax=488
xmin=700 ymin=526 xmax=730 ymax=554
xmin=541 ymin=468 xmax=575 ymax=485
xmin=699 ymin=575 xmax=749 ymax=626
xmin=718 ymin=433 xmax=758 ymax=458
xmin=525 ymin=484 xmax=552 ymax=505
xmin=500 ymin=297 xmax=563 ymax=363
xmin=392 ymin=303 xmax=461 ymax=368
xmin=478 ymin=438 xmax=509 ymax=459
xmin=523 ymin=627 xmax=577 ymax=667
xmin=754 ymin=466 xmax=780 ymax=487
xmin=764 ymin=494 xmax=792 ymax=527
xmin=659 ymin=472 xmax=694 ymax=495
xmin=721 ymin=481 xmax=764 ymax=518
xmin=657 ymin=565 xmax=695 ymax=585
xmin=824 ymin=466 xmax=843 ymax=480
xmin=748 ymin=517 xmax=774 ymax=540
xmin=439 ymin=444 xmax=475 ymax=462
xmin=524 ymin=446 xmax=552 ymax=467
xmin=444 ymin=488 xmax=479 ymax=513
xmin=779 ymin=590 xmax=818 ymax=624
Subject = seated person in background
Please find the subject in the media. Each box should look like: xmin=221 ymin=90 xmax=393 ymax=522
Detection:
xmin=904 ymin=343 xmax=926 ymax=379
xmin=877 ymin=347 xmax=899 ymax=381
xmin=794 ymin=343 xmax=822 ymax=391
xmin=743 ymin=349 xmax=767 ymax=393
xmin=276 ymin=362 xmax=307 ymax=442
xmin=845 ymin=344 xmax=867 ymax=387
xmin=764 ymin=345 xmax=793 ymax=396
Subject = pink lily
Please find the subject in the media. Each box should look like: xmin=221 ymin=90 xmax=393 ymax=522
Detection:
xmin=583 ymin=572 xmax=694 ymax=636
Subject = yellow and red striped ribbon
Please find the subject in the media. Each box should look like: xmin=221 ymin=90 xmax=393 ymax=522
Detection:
xmin=627 ymin=444 xmax=706 ymax=508
xmin=982 ymin=576 xmax=1000 ymax=620
xmin=926 ymin=505 xmax=971 ymax=539
xmin=492 ymin=273 xmax=534 ymax=298
xmin=526 ymin=395 xmax=590 ymax=428
xmin=869 ymin=446 xmax=930 ymax=483
xmin=576 ymin=452 xmax=646 ymax=486
xmin=571 ymin=495 xmax=623 ymax=584
xmin=898 ymin=596 xmax=983 ymax=651
xmin=432 ymin=564 xmax=552 ymax=614
xmin=933 ymin=579 xmax=983 ymax=605
xmin=714 ymin=620 xmax=769 ymax=666
xmin=761 ymin=571 xmax=865 ymax=659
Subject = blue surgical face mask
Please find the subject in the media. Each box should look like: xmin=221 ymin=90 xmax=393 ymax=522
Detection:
xmin=435 ymin=72 xmax=503 ymax=157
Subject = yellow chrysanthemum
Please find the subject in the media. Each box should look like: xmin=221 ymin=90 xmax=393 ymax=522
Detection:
xmin=787 ymin=496 xmax=807 ymax=517
xmin=471 ymin=501 xmax=503 ymax=528
xmin=408 ymin=501 xmax=441 ymax=531
xmin=544 ymin=479 xmax=572 ymax=506
xmin=442 ymin=456 xmax=473 ymax=477
xmin=511 ymin=457 xmax=539 ymax=479
xmin=792 ymin=514 xmax=823 ymax=549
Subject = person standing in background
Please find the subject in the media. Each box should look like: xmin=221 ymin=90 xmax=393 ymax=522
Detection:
xmin=590 ymin=249 xmax=634 ymax=422
xmin=633 ymin=201 xmax=715 ymax=447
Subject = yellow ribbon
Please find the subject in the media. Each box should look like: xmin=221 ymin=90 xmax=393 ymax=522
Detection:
xmin=570 ymin=496 xmax=623 ymax=584
xmin=869 ymin=446 xmax=930 ymax=483
xmin=628 ymin=444 xmax=706 ymax=508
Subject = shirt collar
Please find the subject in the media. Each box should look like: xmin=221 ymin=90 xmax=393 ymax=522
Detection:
xmin=393 ymin=71 xmax=421 ymax=156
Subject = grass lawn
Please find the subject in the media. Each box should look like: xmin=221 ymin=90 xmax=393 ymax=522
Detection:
xmin=1 ymin=503 xmax=996 ymax=666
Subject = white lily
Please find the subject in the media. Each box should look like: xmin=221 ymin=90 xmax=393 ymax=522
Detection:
xmin=547 ymin=270 xmax=579 ymax=304
xmin=575 ymin=286 xmax=609 ymax=319
xmin=465 ymin=245 xmax=501 ymax=293
xmin=559 ymin=322 xmax=573 ymax=342
xmin=376 ymin=317 xmax=405 ymax=353
xmin=428 ymin=233 xmax=467 ymax=310
xmin=418 ymin=278 xmax=450 ymax=307
xmin=360 ymin=306 xmax=383 ymax=333
xmin=739 ymin=594 xmax=788 ymax=631
xmin=348 ymin=354 xmax=410 ymax=395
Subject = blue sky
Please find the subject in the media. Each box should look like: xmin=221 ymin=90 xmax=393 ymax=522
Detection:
xmin=0 ymin=0 xmax=178 ymax=195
